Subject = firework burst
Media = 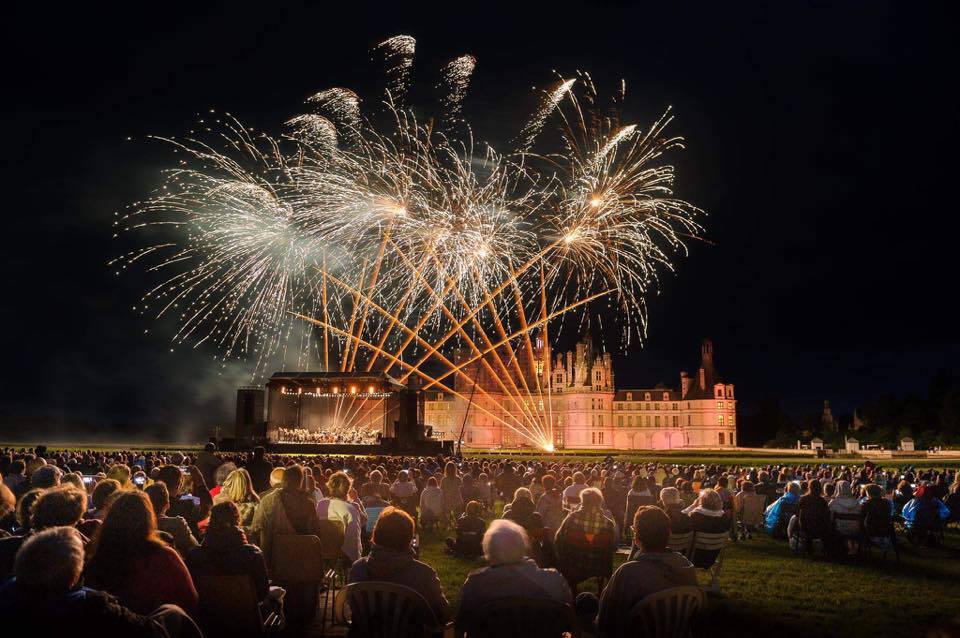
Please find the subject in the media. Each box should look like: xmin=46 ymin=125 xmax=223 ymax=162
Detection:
xmin=114 ymin=36 xmax=704 ymax=449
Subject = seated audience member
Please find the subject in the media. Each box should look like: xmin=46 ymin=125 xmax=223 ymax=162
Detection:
xmin=789 ymin=479 xmax=830 ymax=550
xmin=84 ymin=491 xmax=199 ymax=615
xmin=187 ymin=501 xmax=281 ymax=618
xmin=598 ymin=506 xmax=698 ymax=637
xmin=420 ymin=476 xmax=444 ymax=529
xmin=316 ymin=471 xmax=367 ymax=563
xmin=684 ymin=488 xmax=731 ymax=533
xmin=208 ymin=462 xmax=236 ymax=500
xmin=390 ymin=469 xmax=420 ymax=516
xmin=861 ymin=483 xmax=896 ymax=547
xmin=0 ymin=482 xmax=14 ymax=536
xmin=562 ymin=472 xmax=589 ymax=509
xmin=502 ymin=487 xmax=545 ymax=558
xmin=733 ymin=481 xmax=766 ymax=536
xmin=536 ymin=475 xmax=565 ymax=533
xmin=892 ymin=481 xmax=913 ymax=518
xmin=446 ymin=500 xmax=487 ymax=557
xmin=213 ymin=468 xmax=260 ymax=530
xmin=146 ymin=482 xmax=199 ymax=557
xmin=88 ymin=479 xmax=122 ymax=521
xmin=658 ymin=487 xmax=693 ymax=534
xmin=554 ymin=487 xmax=617 ymax=592
xmin=105 ymin=464 xmax=132 ymax=490
xmin=2 ymin=460 xmax=26 ymax=496
xmin=348 ymin=506 xmax=449 ymax=622
xmin=0 ymin=527 xmax=202 ymax=637
xmin=0 ymin=486 xmax=90 ymax=578
xmin=156 ymin=465 xmax=212 ymax=538
xmin=902 ymin=482 xmax=951 ymax=544
xmin=456 ymin=519 xmax=572 ymax=634
xmin=249 ymin=464 xmax=321 ymax=568
xmin=829 ymin=480 xmax=863 ymax=554
xmin=764 ymin=481 xmax=801 ymax=537
xmin=360 ymin=469 xmax=391 ymax=505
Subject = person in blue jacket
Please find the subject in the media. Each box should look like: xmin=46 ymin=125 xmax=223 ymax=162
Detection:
xmin=902 ymin=482 xmax=951 ymax=541
xmin=764 ymin=481 xmax=801 ymax=537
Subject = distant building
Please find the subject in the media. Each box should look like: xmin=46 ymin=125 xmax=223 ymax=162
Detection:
xmin=821 ymin=400 xmax=838 ymax=432
xmin=424 ymin=338 xmax=737 ymax=449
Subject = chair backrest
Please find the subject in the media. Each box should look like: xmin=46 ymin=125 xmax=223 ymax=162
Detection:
xmin=626 ymin=586 xmax=705 ymax=638
xmin=193 ymin=572 xmax=263 ymax=636
xmin=334 ymin=581 xmax=442 ymax=638
xmin=667 ymin=531 xmax=694 ymax=557
xmin=832 ymin=512 xmax=863 ymax=536
xmin=271 ymin=534 xmax=326 ymax=581
xmin=318 ymin=518 xmax=346 ymax=560
xmin=740 ymin=494 xmax=766 ymax=526
xmin=690 ymin=531 xmax=727 ymax=568
xmin=460 ymin=597 xmax=580 ymax=638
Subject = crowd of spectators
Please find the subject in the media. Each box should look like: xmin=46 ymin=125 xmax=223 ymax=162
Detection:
xmin=0 ymin=444 xmax=957 ymax=637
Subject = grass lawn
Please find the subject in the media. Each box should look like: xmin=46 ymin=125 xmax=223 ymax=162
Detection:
xmin=416 ymin=514 xmax=960 ymax=638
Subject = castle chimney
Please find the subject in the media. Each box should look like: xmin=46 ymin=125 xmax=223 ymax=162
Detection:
xmin=701 ymin=338 xmax=714 ymax=369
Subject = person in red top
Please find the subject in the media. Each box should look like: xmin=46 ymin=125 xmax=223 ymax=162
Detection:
xmin=84 ymin=490 xmax=198 ymax=616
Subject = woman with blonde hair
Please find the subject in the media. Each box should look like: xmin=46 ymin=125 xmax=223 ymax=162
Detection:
xmin=105 ymin=463 xmax=132 ymax=489
xmin=214 ymin=468 xmax=260 ymax=529
xmin=316 ymin=471 xmax=366 ymax=562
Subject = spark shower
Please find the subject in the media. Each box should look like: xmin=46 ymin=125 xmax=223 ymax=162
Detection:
xmin=112 ymin=35 xmax=705 ymax=450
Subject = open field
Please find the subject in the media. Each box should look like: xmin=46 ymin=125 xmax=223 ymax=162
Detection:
xmin=418 ymin=516 xmax=960 ymax=638
xmin=4 ymin=443 xmax=960 ymax=469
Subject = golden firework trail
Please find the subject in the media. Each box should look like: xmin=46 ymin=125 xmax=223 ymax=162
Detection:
xmin=112 ymin=36 xmax=705 ymax=450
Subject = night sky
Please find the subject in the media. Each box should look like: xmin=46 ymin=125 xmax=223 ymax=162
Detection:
xmin=3 ymin=2 xmax=957 ymax=442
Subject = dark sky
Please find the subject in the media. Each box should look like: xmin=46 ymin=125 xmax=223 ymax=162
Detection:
xmin=2 ymin=1 xmax=958 ymax=442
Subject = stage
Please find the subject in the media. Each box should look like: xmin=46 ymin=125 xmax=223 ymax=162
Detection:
xmin=264 ymin=439 xmax=450 ymax=456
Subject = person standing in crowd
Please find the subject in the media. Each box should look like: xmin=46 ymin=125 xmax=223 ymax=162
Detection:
xmin=195 ymin=442 xmax=221 ymax=491
xmin=348 ymin=506 xmax=449 ymax=622
xmin=84 ymin=491 xmax=198 ymax=616
xmin=316 ymin=471 xmax=366 ymax=563
xmin=440 ymin=462 xmax=464 ymax=522
xmin=245 ymin=446 xmax=274 ymax=494
xmin=598 ymin=506 xmax=697 ymax=637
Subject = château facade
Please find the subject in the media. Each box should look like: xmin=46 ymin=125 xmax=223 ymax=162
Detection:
xmin=423 ymin=338 xmax=737 ymax=450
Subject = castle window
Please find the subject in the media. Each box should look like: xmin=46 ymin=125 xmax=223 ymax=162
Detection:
xmin=663 ymin=392 xmax=669 ymax=401
xmin=718 ymin=414 xmax=725 ymax=426
xmin=645 ymin=416 xmax=651 ymax=427
xmin=715 ymin=387 xmax=723 ymax=398
xmin=655 ymin=416 xmax=661 ymax=427
xmin=687 ymin=402 xmax=691 ymax=409
xmin=730 ymin=414 xmax=735 ymax=425
xmin=687 ymin=415 xmax=692 ymax=425
xmin=618 ymin=416 xmax=623 ymax=426
xmin=719 ymin=432 xmax=725 ymax=445
xmin=644 ymin=393 xmax=651 ymax=401
xmin=717 ymin=401 xmax=724 ymax=409
xmin=672 ymin=416 xmax=679 ymax=427
xmin=626 ymin=392 xmax=633 ymax=401
xmin=673 ymin=403 xmax=678 ymax=410
xmin=628 ymin=415 xmax=633 ymax=426
xmin=645 ymin=403 xmax=651 ymax=411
